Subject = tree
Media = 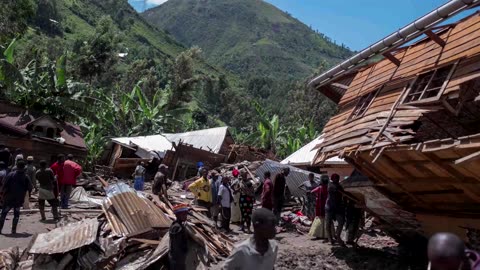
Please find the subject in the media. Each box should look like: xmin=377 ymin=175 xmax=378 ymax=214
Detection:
xmin=0 ymin=0 xmax=35 ymax=44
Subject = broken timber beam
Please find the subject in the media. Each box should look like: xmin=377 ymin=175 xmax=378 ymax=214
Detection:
xmin=454 ymin=150 xmax=480 ymax=165
xmin=425 ymin=30 xmax=446 ymax=47
xmin=382 ymin=52 xmax=400 ymax=66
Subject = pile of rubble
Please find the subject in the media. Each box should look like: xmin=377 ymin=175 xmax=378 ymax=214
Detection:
xmin=1 ymin=180 xmax=235 ymax=269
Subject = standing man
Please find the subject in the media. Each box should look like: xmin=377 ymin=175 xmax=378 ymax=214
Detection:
xmin=188 ymin=168 xmax=212 ymax=217
xmin=272 ymin=167 xmax=290 ymax=224
xmin=325 ymin=173 xmax=345 ymax=246
xmin=169 ymin=203 xmax=190 ymax=270
xmin=133 ymin=161 xmax=146 ymax=191
xmin=0 ymin=162 xmax=7 ymax=207
xmin=210 ymin=170 xmax=222 ymax=228
xmin=50 ymin=154 xmax=65 ymax=200
xmin=217 ymin=176 xmax=233 ymax=232
xmin=36 ymin=160 xmax=59 ymax=221
xmin=152 ymin=164 xmax=169 ymax=201
xmin=261 ymin=171 xmax=273 ymax=210
xmin=0 ymin=160 xmax=32 ymax=234
xmin=0 ymin=145 xmax=10 ymax=168
xmin=224 ymin=208 xmax=278 ymax=269
xmin=61 ymin=154 xmax=82 ymax=209
xmin=23 ymin=156 xmax=36 ymax=209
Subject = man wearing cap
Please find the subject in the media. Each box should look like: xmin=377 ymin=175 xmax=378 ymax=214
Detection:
xmin=170 ymin=203 xmax=190 ymax=270
xmin=224 ymin=208 xmax=278 ymax=269
xmin=153 ymin=164 xmax=169 ymax=201
xmin=188 ymin=168 xmax=212 ymax=217
xmin=61 ymin=154 xmax=82 ymax=209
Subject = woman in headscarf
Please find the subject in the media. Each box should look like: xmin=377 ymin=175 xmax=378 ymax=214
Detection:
xmin=299 ymin=173 xmax=319 ymax=220
xmin=308 ymin=174 xmax=329 ymax=240
xmin=230 ymin=167 xmax=242 ymax=223
xmin=235 ymin=170 xmax=255 ymax=233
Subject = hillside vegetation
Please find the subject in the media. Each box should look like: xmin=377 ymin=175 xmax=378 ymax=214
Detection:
xmin=143 ymin=0 xmax=352 ymax=80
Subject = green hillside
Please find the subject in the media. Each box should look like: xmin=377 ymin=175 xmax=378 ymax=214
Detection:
xmin=143 ymin=0 xmax=353 ymax=80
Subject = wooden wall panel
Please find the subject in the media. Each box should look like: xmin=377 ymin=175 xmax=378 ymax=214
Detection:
xmin=337 ymin=14 xmax=480 ymax=106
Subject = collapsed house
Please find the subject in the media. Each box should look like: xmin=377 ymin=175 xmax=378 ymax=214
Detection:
xmin=0 ymin=101 xmax=87 ymax=163
xmin=102 ymin=127 xmax=235 ymax=179
xmin=309 ymin=3 xmax=480 ymax=243
xmin=281 ymin=134 xmax=354 ymax=179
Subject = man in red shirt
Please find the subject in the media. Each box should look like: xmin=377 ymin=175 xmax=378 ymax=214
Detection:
xmin=50 ymin=154 xmax=65 ymax=200
xmin=61 ymin=154 xmax=82 ymax=209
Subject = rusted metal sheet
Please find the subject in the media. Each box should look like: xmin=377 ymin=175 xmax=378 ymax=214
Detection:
xmin=255 ymin=159 xmax=322 ymax=198
xmin=29 ymin=218 xmax=99 ymax=254
xmin=102 ymin=190 xmax=172 ymax=237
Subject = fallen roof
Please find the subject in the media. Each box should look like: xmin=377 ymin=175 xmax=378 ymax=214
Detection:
xmin=112 ymin=134 xmax=172 ymax=159
xmin=281 ymin=135 xmax=347 ymax=166
xmin=256 ymin=159 xmax=324 ymax=198
xmin=112 ymin=126 xmax=230 ymax=159
xmin=163 ymin=126 xmax=229 ymax=154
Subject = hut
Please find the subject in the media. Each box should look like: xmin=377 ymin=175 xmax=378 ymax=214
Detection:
xmin=0 ymin=101 xmax=87 ymax=164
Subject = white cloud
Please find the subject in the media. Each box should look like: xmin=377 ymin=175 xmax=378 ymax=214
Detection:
xmin=146 ymin=0 xmax=168 ymax=5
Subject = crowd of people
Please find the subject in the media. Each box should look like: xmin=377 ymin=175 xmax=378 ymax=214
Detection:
xmin=0 ymin=145 xmax=82 ymax=235
xmin=158 ymin=163 xmax=480 ymax=270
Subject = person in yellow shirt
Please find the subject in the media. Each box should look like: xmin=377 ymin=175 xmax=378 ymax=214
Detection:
xmin=188 ymin=168 xmax=212 ymax=217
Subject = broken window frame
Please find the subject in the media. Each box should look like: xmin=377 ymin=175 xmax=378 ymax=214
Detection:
xmin=347 ymin=88 xmax=380 ymax=122
xmin=402 ymin=62 xmax=458 ymax=105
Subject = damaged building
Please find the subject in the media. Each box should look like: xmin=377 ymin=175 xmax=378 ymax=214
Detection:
xmin=309 ymin=6 xmax=480 ymax=243
xmin=102 ymin=127 xmax=235 ymax=179
xmin=0 ymin=101 xmax=87 ymax=163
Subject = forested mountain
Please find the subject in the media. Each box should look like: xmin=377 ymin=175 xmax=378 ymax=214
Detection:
xmin=143 ymin=0 xmax=352 ymax=80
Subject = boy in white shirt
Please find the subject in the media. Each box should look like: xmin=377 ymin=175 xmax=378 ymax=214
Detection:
xmin=217 ymin=176 xmax=233 ymax=232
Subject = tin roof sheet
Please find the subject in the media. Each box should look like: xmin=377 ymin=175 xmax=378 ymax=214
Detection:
xmin=30 ymin=218 xmax=99 ymax=254
xmin=163 ymin=126 xmax=229 ymax=154
xmin=255 ymin=159 xmax=324 ymax=198
xmin=281 ymin=135 xmax=347 ymax=166
xmin=102 ymin=189 xmax=172 ymax=237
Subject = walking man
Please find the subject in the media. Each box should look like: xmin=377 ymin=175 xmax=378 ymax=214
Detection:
xmin=224 ymin=208 xmax=278 ymax=269
xmin=325 ymin=173 xmax=345 ymax=246
xmin=61 ymin=154 xmax=82 ymax=209
xmin=152 ymin=164 xmax=169 ymax=201
xmin=217 ymin=176 xmax=233 ymax=232
xmin=272 ymin=167 xmax=290 ymax=223
xmin=169 ymin=203 xmax=190 ymax=270
xmin=36 ymin=160 xmax=60 ymax=221
xmin=0 ymin=160 xmax=32 ymax=234
xmin=188 ymin=168 xmax=212 ymax=217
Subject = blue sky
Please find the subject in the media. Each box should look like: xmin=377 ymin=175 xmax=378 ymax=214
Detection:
xmin=129 ymin=0 xmax=479 ymax=51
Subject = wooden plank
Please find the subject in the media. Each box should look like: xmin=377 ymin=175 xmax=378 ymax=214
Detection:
xmin=421 ymin=152 xmax=469 ymax=182
xmin=454 ymin=150 xmax=480 ymax=165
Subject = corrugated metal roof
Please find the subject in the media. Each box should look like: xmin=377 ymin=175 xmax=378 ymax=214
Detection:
xmin=30 ymin=218 xmax=99 ymax=254
xmin=112 ymin=126 xmax=229 ymax=158
xmin=112 ymin=135 xmax=172 ymax=159
xmin=255 ymin=159 xmax=324 ymax=198
xmin=281 ymin=135 xmax=347 ymax=166
xmin=102 ymin=188 xmax=172 ymax=237
xmin=164 ymin=126 xmax=229 ymax=154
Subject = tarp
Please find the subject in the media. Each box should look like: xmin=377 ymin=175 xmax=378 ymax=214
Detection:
xmin=281 ymin=135 xmax=346 ymax=166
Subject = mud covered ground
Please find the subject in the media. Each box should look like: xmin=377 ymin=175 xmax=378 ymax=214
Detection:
xmin=210 ymin=227 xmax=425 ymax=270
